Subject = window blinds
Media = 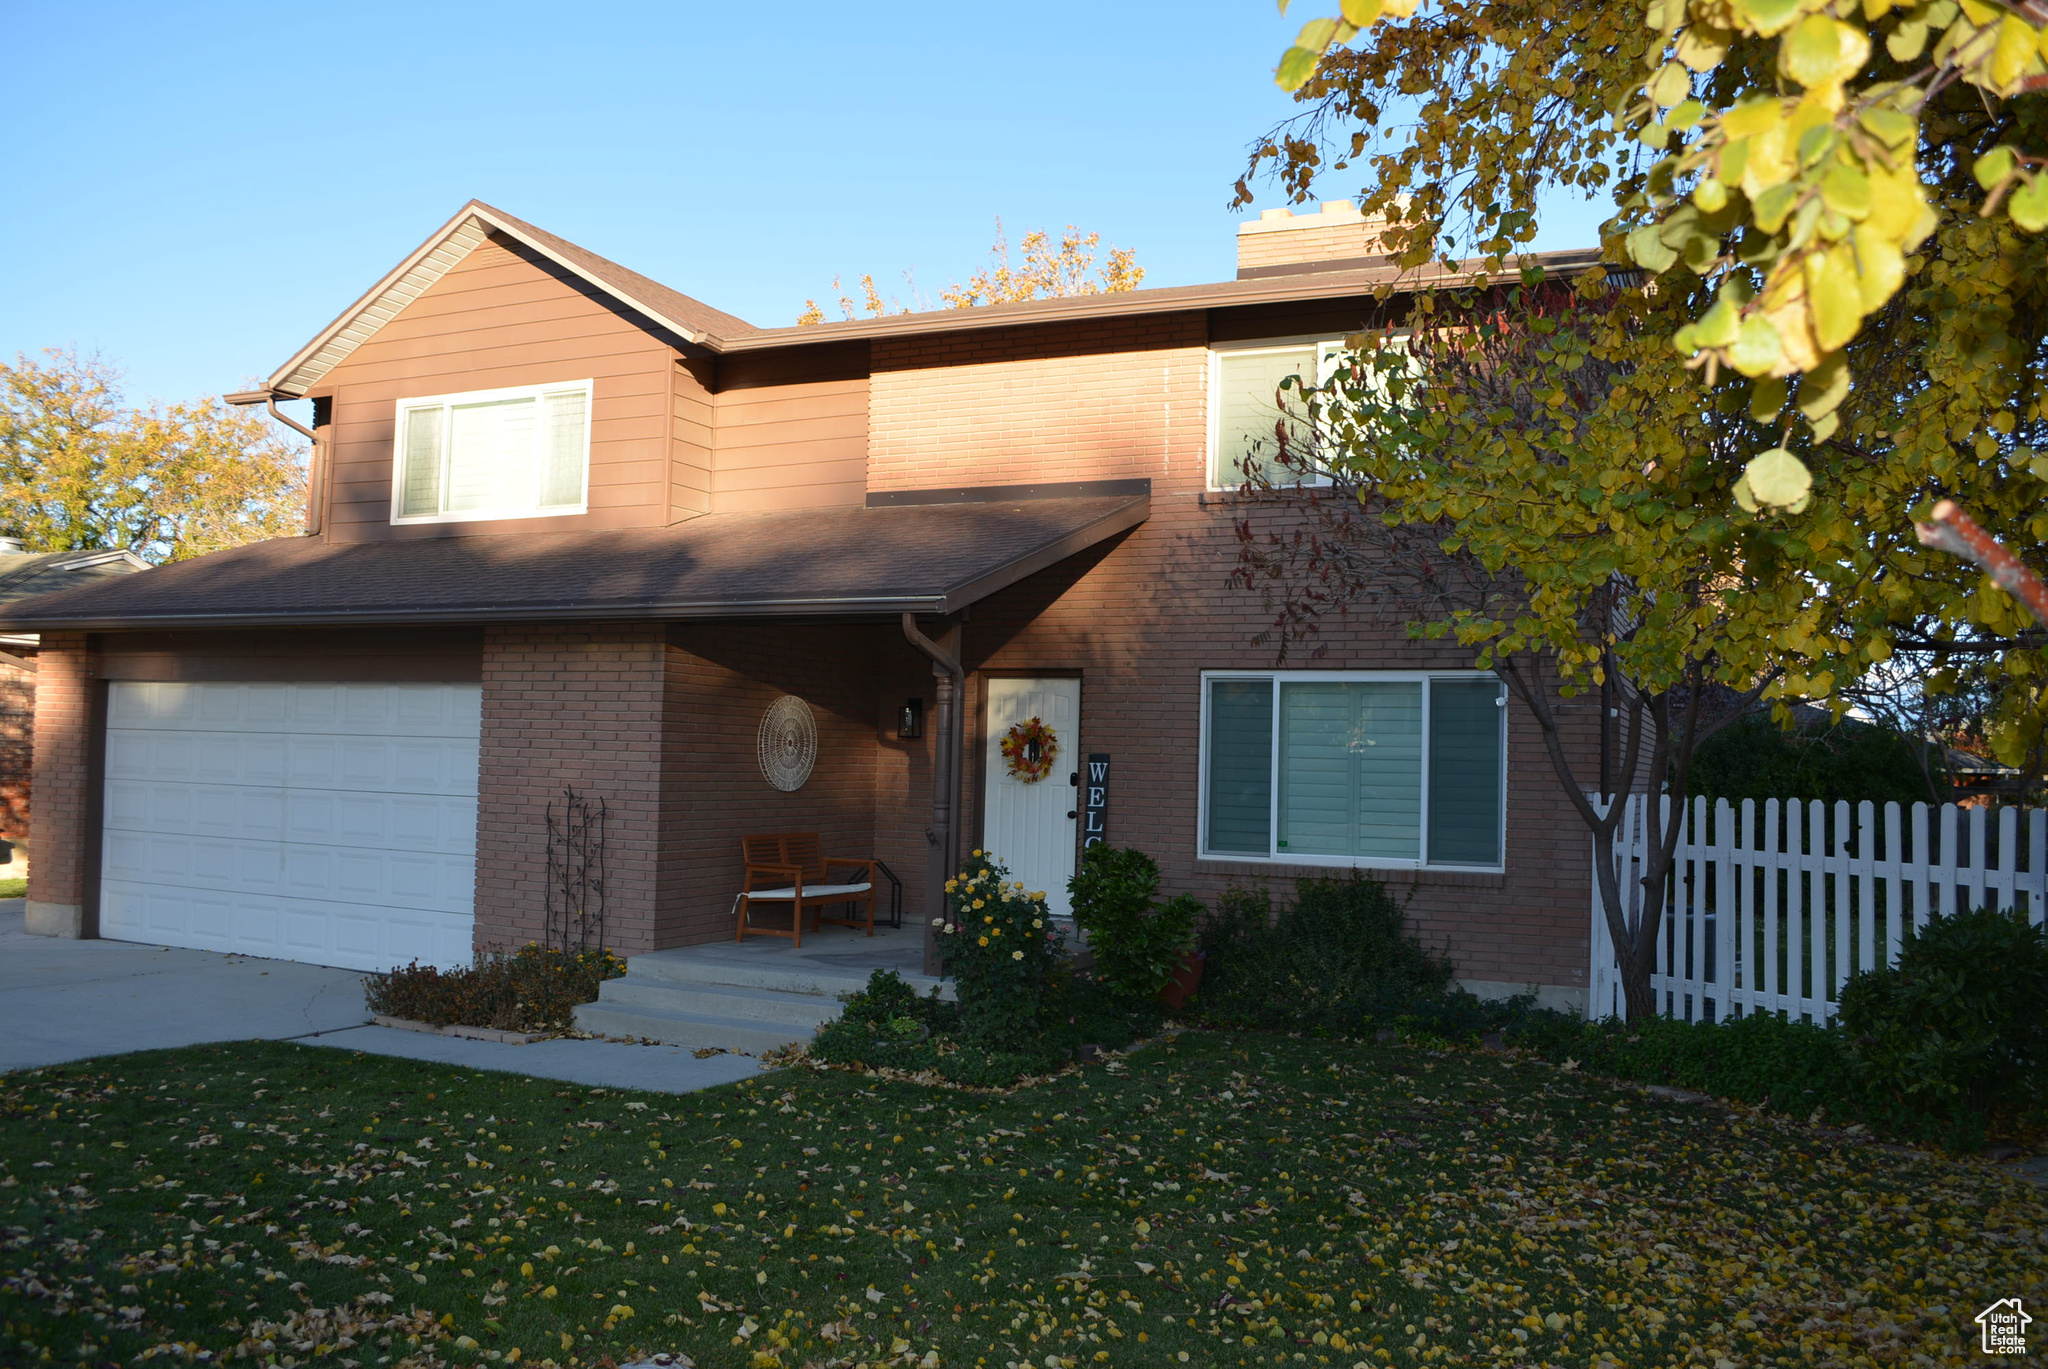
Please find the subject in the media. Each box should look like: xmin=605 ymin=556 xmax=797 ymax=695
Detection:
xmin=1204 ymin=679 xmax=1274 ymax=855
xmin=1426 ymin=678 xmax=1505 ymax=865
xmin=393 ymin=383 xmax=589 ymax=522
xmin=1203 ymin=674 xmax=1505 ymax=868
xmin=1278 ymin=681 xmax=1423 ymax=861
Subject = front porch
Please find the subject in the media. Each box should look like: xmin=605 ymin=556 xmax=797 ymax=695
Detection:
xmin=573 ymin=919 xmax=943 ymax=1052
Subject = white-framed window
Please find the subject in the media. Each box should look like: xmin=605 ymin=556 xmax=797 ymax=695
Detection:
xmin=390 ymin=379 xmax=593 ymax=525
xmin=1199 ymin=670 xmax=1509 ymax=871
xmin=1207 ymin=335 xmax=1422 ymax=490
xmin=1207 ymin=337 xmax=1345 ymax=490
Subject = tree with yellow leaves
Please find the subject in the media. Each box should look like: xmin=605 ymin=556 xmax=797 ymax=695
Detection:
xmin=797 ymin=219 xmax=1143 ymax=324
xmin=0 ymin=349 xmax=308 ymax=563
xmin=1235 ymin=0 xmax=2047 ymax=1014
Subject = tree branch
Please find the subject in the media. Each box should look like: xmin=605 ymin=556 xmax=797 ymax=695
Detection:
xmin=1915 ymin=500 xmax=2048 ymax=630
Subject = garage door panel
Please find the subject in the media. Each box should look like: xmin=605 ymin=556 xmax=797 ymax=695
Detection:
xmin=127 ymin=839 xmax=470 ymax=913
xmin=277 ymin=735 xmax=476 ymax=796
xmin=101 ymin=681 xmax=480 ymax=971
xmin=101 ymin=877 xmax=475 ymax=973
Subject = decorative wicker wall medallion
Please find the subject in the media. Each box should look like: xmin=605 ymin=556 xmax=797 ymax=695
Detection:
xmin=758 ymin=695 xmax=818 ymax=791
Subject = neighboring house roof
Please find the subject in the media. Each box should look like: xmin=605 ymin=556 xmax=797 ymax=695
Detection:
xmin=249 ymin=196 xmax=1608 ymax=397
xmin=0 ymin=548 xmax=149 ymax=603
xmin=0 ymin=493 xmax=1150 ymax=631
xmin=0 ymin=548 xmax=150 ymax=654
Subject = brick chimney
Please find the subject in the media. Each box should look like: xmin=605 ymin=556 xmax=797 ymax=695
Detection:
xmin=1236 ymin=200 xmax=1396 ymax=279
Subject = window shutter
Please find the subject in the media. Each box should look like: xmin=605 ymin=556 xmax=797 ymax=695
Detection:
xmin=1214 ymin=347 xmax=1317 ymax=487
xmin=1426 ymin=679 xmax=1505 ymax=865
xmin=1205 ymin=680 xmax=1275 ymax=855
xmin=537 ymin=388 xmax=588 ymax=509
xmin=1278 ymin=681 xmax=1422 ymax=860
xmin=445 ymin=398 xmax=535 ymax=513
xmin=398 ymin=406 xmax=445 ymax=518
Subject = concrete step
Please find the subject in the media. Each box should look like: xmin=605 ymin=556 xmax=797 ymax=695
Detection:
xmin=618 ymin=946 xmax=950 ymax=1000
xmin=593 ymin=977 xmax=843 ymax=1029
xmin=571 ymin=999 xmax=814 ymax=1054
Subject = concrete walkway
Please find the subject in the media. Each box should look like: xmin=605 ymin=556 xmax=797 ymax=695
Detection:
xmin=0 ymin=903 xmax=764 ymax=1093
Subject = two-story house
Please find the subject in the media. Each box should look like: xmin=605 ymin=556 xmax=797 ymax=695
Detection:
xmin=0 ymin=200 xmax=1603 ymax=1013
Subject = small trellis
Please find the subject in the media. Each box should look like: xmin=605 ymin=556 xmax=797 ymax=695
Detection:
xmin=544 ymin=788 xmax=608 ymax=954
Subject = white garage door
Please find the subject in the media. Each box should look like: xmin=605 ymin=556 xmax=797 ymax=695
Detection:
xmin=100 ymin=681 xmax=480 ymax=971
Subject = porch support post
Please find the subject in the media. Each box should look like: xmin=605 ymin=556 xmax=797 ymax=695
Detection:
xmin=902 ymin=614 xmax=964 ymax=976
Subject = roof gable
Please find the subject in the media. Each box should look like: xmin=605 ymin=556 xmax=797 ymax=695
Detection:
xmin=263 ymin=200 xmax=757 ymax=397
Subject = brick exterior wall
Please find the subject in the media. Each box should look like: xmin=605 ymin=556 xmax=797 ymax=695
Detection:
xmin=474 ymin=625 xmax=674 ymax=956
xmin=867 ymin=311 xmax=1601 ymax=998
xmin=655 ymin=620 xmax=906 ymax=947
xmin=26 ymin=634 xmax=95 ymax=934
xmin=0 ymin=659 xmax=32 ymax=842
xmin=473 ymin=620 xmax=921 ymax=957
xmin=868 ymin=315 xmax=1206 ymax=493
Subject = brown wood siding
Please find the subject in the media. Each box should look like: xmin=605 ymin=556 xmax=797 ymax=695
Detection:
xmin=669 ymin=358 xmax=715 ymax=521
xmin=710 ymin=374 xmax=868 ymax=512
xmin=318 ymin=235 xmax=678 ymax=543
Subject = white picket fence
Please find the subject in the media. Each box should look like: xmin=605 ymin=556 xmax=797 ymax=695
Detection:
xmin=1587 ymin=794 xmax=2048 ymax=1022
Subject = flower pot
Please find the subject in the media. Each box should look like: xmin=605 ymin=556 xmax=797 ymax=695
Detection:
xmin=1159 ymin=950 xmax=1205 ymax=1010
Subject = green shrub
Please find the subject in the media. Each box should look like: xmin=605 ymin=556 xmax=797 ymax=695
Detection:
xmin=837 ymin=968 xmax=957 ymax=1034
xmin=936 ymin=850 xmax=1065 ymax=1044
xmin=1684 ymin=712 xmax=1936 ymax=806
xmin=1501 ymin=1003 xmax=2003 ymax=1149
xmin=1066 ymin=845 xmax=1201 ymax=1002
xmin=808 ymin=966 xmax=1147 ymax=1088
xmin=1195 ymin=874 xmax=1453 ymax=1031
xmin=363 ymin=943 xmax=625 ymax=1032
xmin=1837 ymin=905 xmax=2048 ymax=1126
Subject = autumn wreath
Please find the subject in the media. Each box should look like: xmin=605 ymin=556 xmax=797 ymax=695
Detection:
xmin=999 ymin=716 xmax=1059 ymax=784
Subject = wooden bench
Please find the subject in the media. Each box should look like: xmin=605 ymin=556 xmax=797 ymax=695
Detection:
xmin=736 ymin=833 xmax=877 ymax=947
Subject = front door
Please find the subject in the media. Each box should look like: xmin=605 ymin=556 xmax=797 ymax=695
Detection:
xmin=982 ymin=676 xmax=1081 ymax=918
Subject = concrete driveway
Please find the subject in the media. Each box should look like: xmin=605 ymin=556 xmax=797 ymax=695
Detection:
xmin=0 ymin=903 xmax=763 ymax=1093
xmin=0 ymin=901 xmax=369 ymax=1072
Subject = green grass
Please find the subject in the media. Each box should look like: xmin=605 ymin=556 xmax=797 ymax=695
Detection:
xmin=0 ymin=877 xmax=27 ymax=900
xmin=3 ymin=1033 xmax=2042 ymax=1369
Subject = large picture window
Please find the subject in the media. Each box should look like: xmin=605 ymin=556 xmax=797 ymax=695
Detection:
xmin=1200 ymin=672 xmax=1507 ymax=870
xmin=391 ymin=380 xmax=592 ymax=524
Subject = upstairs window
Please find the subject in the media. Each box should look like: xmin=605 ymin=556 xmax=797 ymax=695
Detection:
xmin=1208 ymin=336 xmax=1416 ymax=489
xmin=1201 ymin=671 xmax=1508 ymax=870
xmin=391 ymin=380 xmax=592 ymax=524
xmin=1208 ymin=339 xmax=1344 ymax=489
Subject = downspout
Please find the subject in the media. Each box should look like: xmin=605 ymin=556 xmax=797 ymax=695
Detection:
xmin=261 ymin=396 xmax=316 ymax=443
xmin=902 ymin=613 xmax=964 ymax=975
xmin=225 ymin=390 xmax=323 ymax=535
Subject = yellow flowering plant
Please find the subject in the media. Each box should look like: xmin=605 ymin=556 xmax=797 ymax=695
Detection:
xmin=936 ymin=849 xmax=1064 ymax=1043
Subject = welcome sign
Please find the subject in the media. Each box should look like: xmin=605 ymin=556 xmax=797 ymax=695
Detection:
xmin=1082 ymin=753 xmax=1110 ymax=848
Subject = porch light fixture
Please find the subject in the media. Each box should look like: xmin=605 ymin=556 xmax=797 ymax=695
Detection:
xmin=897 ymin=697 xmax=925 ymax=740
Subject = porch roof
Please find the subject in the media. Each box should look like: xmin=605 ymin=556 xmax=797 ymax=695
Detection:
xmin=0 ymin=489 xmax=1148 ymax=632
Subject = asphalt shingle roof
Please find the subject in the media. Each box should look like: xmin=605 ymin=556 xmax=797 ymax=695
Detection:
xmin=0 ymin=496 xmax=1149 ymax=631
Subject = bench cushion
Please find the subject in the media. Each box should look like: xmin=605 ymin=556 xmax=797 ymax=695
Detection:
xmin=742 ymin=882 xmax=871 ymax=900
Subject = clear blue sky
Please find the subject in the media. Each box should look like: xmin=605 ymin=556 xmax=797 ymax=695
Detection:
xmin=1 ymin=1 xmax=1608 ymax=417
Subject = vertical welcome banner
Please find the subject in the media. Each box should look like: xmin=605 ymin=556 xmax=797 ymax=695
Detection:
xmin=1083 ymin=753 xmax=1110 ymax=848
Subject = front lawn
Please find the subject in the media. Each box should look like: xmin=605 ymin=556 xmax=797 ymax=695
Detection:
xmin=3 ymin=1033 xmax=2041 ymax=1369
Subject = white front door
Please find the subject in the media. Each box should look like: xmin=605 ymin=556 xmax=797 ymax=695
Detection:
xmin=99 ymin=681 xmax=480 ymax=971
xmin=982 ymin=676 xmax=1081 ymax=918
